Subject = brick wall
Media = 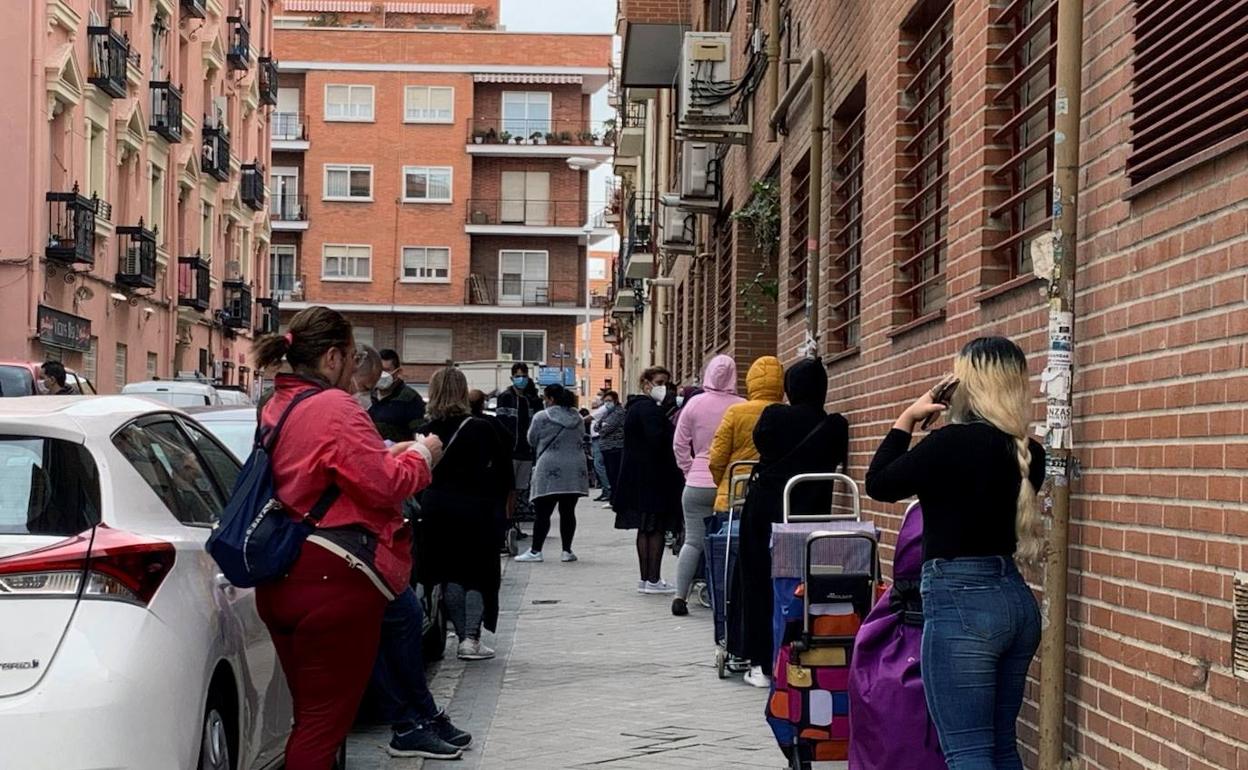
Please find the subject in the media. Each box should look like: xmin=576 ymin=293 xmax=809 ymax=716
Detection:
xmin=468 ymin=235 xmax=585 ymax=306
xmin=469 ymin=156 xmax=587 ymax=226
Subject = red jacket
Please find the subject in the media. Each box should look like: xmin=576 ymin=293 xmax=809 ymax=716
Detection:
xmin=263 ymin=374 xmax=431 ymax=593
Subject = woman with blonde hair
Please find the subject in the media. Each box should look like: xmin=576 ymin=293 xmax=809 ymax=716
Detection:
xmin=865 ymin=336 xmax=1045 ymax=770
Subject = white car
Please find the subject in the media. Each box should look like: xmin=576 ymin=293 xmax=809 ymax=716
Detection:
xmin=122 ymin=379 xmax=224 ymax=407
xmin=0 ymin=397 xmax=290 ymax=770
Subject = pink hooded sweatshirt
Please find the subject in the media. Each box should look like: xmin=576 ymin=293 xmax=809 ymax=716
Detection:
xmin=674 ymin=354 xmax=744 ymax=489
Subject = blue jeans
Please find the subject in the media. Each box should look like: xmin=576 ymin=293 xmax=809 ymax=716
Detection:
xmin=370 ymin=588 xmax=439 ymax=730
xmin=920 ymin=557 xmax=1041 ymax=770
xmin=591 ymin=438 xmax=610 ymax=493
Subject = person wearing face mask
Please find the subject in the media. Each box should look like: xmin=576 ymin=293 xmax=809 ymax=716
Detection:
xmin=495 ymin=362 xmax=545 ymax=513
xmin=352 ymin=346 xmax=384 ymax=411
xmin=514 ymin=384 xmax=590 ymax=563
xmin=251 ymin=307 xmax=443 ymax=769
xmin=613 ymin=367 xmax=685 ymax=594
xmin=593 ymin=390 xmax=625 ymax=508
xmin=39 ymin=361 xmax=76 ymax=395
xmin=369 ymin=349 xmax=428 ymax=443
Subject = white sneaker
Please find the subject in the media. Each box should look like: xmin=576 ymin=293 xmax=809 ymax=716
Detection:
xmin=744 ymin=666 xmax=771 ymax=688
xmin=514 ymin=550 xmax=543 ymax=563
xmin=561 ymin=551 xmax=578 ymax=562
xmin=637 ymin=580 xmax=647 ymax=593
xmin=601 ymin=502 xmax=613 ymax=509
xmin=457 ymin=638 xmax=495 ymax=661
xmin=643 ymin=580 xmax=677 ymax=595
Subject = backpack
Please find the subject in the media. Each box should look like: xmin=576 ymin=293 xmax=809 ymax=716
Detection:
xmin=206 ymin=387 xmax=340 ymax=587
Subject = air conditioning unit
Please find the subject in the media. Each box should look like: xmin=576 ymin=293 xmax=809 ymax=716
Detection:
xmin=678 ymin=32 xmax=734 ymax=125
xmin=680 ymin=141 xmax=719 ymax=201
xmin=109 ymin=0 xmax=134 ymax=16
xmin=661 ymin=205 xmax=696 ymax=252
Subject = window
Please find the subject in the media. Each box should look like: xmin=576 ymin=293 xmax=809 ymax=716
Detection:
xmin=1126 ymin=2 xmax=1248 ymax=193
xmin=701 ymin=256 xmax=715 ymax=353
xmin=604 ymin=351 xmax=613 ymax=369
xmin=83 ymin=337 xmax=98 ymax=385
xmin=402 ymin=166 xmax=452 ymax=203
xmin=270 ymin=245 xmax=296 ymax=298
xmin=149 ymin=164 xmax=165 ymax=245
xmin=830 ymin=79 xmax=866 ymax=351
xmin=991 ymin=0 xmax=1056 ymax=276
xmin=0 ymin=437 xmax=100 ymax=536
xmin=498 ymin=250 xmax=549 ymax=305
xmin=899 ymin=0 xmax=953 ymax=319
xmin=401 ymin=246 xmax=450 ymax=282
xmin=85 ymin=119 xmax=107 ymax=201
xmin=354 ymin=326 xmax=375 ymax=349
xmin=322 ymin=244 xmax=371 ymax=281
xmin=151 ymin=13 xmax=169 ymax=80
xmin=324 ymin=84 xmax=374 ymax=122
xmin=674 ymin=282 xmax=685 ymax=380
xmin=114 ymin=343 xmax=127 ymax=391
xmin=404 ymin=86 xmax=454 ymax=123
xmin=588 ymin=257 xmax=606 ymax=280
xmin=201 ymin=202 xmax=213 ymax=258
xmin=324 ymin=164 xmax=372 ymax=201
xmin=177 ymin=418 xmax=240 ymax=495
xmin=502 ymin=91 xmax=552 ymax=137
xmin=715 ymin=213 xmax=734 ymax=348
xmin=500 ymin=171 xmax=551 ymax=224
xmin=499 ymin=330 xmax=546 ymax=362
xmin=113 ymin=420 xmax=224 ymax=526
xmin=146 ymin=352 xmax=158 ymax=379
xmin=788 ymin=153 xmax=811 ymax=310
xmin=403 ymin=328 xmax=452 ymax=364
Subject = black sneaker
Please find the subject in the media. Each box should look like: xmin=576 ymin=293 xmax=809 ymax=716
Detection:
xmin=431 ymin=712 xmax=473 ymax=749
xmin=387 ymin=724 xmax=463 ymax=759
xmin=594 ymin=492 xmax=609 ymax=501
xmin=671 ymin=597 xmax=689 ymax=616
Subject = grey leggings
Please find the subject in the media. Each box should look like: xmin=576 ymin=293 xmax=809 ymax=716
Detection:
xmin=444 ymin=583 xmax=484 ymax=641
xmin=676 ymin=485 xmax=718 ymax=601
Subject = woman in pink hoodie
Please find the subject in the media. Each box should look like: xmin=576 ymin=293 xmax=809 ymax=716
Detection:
xmin=671 ymin=354 xmax=744 ymax=616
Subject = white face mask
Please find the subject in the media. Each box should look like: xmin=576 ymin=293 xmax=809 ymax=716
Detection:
xmin=675 ymin=395 xmax=685 ymax=408
xmin=377 ymin=372 xmax=395 ymax=390
xmin=650 ymin=384 xmax=668 ymax=404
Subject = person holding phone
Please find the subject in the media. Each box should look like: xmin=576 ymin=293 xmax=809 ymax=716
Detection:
xmin=865 ymin=336 xmax=1046 ymax=770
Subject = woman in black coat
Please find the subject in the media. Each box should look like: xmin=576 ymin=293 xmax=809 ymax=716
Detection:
xmin=613 ymin=366 xmax=684 ymax=594
xmin=734 ymin=358 xmax=849 ymax=687
xmin=418 ymin=368 xmax=513 ymax=661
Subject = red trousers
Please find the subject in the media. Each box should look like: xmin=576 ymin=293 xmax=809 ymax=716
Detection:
xmin=257 ymin=543 xmax=387 ymax=770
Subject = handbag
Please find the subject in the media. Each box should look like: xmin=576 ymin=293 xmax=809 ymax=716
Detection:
xmin=206 ymin=387 xmax=339 ymax=588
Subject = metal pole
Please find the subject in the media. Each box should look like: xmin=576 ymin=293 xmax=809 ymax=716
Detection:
xmin=766 ymin=0 xmax=781 ymax=142
xmin=805 ymin=52 xmax=824 ymax=359
xmin=1038 ymin=0 xmax=1085 ymax=765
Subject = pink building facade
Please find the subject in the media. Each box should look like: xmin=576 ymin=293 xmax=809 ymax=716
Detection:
xmin=0 ymin=0 xmax=275 ymax=392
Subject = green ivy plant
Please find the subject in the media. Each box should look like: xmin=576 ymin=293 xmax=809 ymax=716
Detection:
xmin=731 ymin=179 xmax=780 ymax=322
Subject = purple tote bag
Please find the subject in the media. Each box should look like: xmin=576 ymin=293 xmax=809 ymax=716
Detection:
xmin=847 ymin=503 xmax=947 ymax=770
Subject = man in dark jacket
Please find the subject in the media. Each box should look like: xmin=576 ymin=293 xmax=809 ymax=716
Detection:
xmin=369 ymin=349 xmax=427 ymax=442
xmin=40 ymin=361 xmax=75 ymax=395
xmin=594 ymin=390 xmax=626 ymax=507
xmin=494 ymin=362 xmax=544 ymax=513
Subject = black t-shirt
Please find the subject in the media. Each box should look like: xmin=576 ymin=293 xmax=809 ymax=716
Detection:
xmin=865 ymin=422 xmax=1046 ymax=562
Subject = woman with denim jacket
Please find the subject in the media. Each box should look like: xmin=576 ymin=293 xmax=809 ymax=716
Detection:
xmin=865 ymin=336 xmax=1046 ymax=770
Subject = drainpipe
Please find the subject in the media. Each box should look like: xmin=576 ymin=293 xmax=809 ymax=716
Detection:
xmin=769 ymin=50 xmax=825 ymax=357
xmin=766 ymin=0 xmax=781 ymax=142
xmin=1038 ymin=0 xmax=1085 ymax=766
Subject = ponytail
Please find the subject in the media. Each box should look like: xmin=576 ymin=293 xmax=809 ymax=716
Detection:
xmin=254 ymin=306 xmax=353 ymax=372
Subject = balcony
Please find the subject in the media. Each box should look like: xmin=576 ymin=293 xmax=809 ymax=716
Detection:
xmin=203 ymin=121 xmax=230 ymax=182
xmin=227 ymin=16 xmax=250 ymax=71
xmin=259 ymin=57 xmax=278 ymax=106
xmin=222 ymin=280 xmax=253 ymax=330
xmin=272 ymin=112 xmax=308 ymax=151
xmin=241 ymin=162 xmax=265 ymax=210
xmin=181 ymin=0 xmax=207 ymax=19
xmin=622 ymin=193 xmax=656 ymax=280
xmin=617 ymin=102 xmax=645 ymax=158
xmin=464 ymin=276 xmax=584 ymax=308
xmin=87 ymin=27 xmax=128 ymax=99
xmin=177 ymin=254 xmax=211 ymax=312
xmin=150 ymin=82 xmax=183 ymax=143
xmin=465 ymin=199 xmax=589 ymax=236
xmin=466 ymin=117 xmax=616 ymax=158
xmin=45 ymin=187 xmax=96 ymax=267
xmin=256 ymin=297 xmax=280 ymax=335
xmin=271 ymin=193 xmax=308 ymax=230
xmin=116 ymin=221 xmax=157 ymax=291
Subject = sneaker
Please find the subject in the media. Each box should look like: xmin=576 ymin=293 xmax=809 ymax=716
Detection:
xmin=457 ymin=638 xmax=495 ymax=661
xmin=561 ymin=551 xmax=578 ymax=563
xmin=671 ymin=597 xmax=688 ymax=616
xmin=643 ymin=580 xmax=677 ymax=595
xmin=594 ymin=492 xmax=609 ymax=502
xmin=637 ymin=579 xmax=647 ymax=593
xmin=430 ymin=712 xmax=472 ymax=750
xmin=744 ymin=666 xmax=772 ymax=688
xmin=387 ymin=724 xmax=463 ymax=759
xmin=601 ymin=501 xmax=614 ymax=509
xmin=514 ymin=550 xmax=543 ymax=562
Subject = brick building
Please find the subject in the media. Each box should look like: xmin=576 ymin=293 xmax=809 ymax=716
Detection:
xmin=271 ymin=2 xmax=611 ymax=390
xmin=0 ymin=0 xmax=276 ymax=392
xmin=612 ymin=0 xmax=1248 ymax=767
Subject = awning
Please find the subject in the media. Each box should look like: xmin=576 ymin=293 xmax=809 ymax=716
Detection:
xmin=384 ymin=2 xmax=475 ymax=12
xmin=473 ymin=73 xmax=584 ymax=85
xmin=621 ymin=23 xmax=688 ymax=88
xmin=283 ymin=0 xmax=372 ymax=11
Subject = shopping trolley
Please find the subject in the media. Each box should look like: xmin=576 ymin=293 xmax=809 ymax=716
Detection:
xmin=709 ymin=459 xmax=758 ymax=678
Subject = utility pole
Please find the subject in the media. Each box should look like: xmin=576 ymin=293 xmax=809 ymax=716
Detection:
xmin=1037 ymin=0 xmax=1085 ymax=766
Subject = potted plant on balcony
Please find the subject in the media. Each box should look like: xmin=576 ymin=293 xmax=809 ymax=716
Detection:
xmin=578 ymin=129 xmax=598 ymax=144
xmin=472 ymin=129 xmax=488 ymax=144
xmin=600 ymin=118 xmax=617 ymax=146
xmin=545 ymin=132 xmax=559 ymax=145
xmin=530 ymin=131 xmax=546 ymax=145
xmin=558 ymin=131 xmax=574 ymax=145
xmin=486 ymin=127 xmax=499 ymax=143
xmin=499 ymin=130 xmax=512 ymax=144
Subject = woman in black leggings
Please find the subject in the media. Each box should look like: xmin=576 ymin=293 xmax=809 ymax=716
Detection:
xmin=515 ymin=384 xmax=590 ymax=563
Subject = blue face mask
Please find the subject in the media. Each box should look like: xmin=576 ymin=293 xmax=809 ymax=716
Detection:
xmin=512 ymin=376 xmax=529 ymax=389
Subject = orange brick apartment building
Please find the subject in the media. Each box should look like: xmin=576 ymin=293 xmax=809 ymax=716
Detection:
xmin=611 ymin=0 xmax=1248 ymax=767
xmin=271 ymin=1 xmax=611 ymax=388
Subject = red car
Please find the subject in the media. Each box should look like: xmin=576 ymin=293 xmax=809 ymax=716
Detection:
xmin=0 ymin=361 xmax=97 ymax=397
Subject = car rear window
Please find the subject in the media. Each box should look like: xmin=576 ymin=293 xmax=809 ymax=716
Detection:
xmin=0 ymin=366 xmax=33 ymax=398
xmin=0 ymin=437 xmax=101 ymax=535
xmin=128 ymin=391 xmax=211 ymax=407
xmin=198 ymin=420 xmax=255 ymax=462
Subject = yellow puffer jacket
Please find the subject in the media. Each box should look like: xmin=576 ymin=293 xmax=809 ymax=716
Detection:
xmin=707 ymin=356 xmax=785 ymax=511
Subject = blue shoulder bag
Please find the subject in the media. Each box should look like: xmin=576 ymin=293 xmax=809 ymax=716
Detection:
xmin=206 ymin=387 xmax=341 ymax=587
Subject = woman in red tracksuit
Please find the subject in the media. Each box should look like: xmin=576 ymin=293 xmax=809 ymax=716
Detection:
xmin=252 ymin=306 xmax=442 ymax=769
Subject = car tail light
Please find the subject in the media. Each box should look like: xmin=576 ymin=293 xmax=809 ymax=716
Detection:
xmin=0 ymin=527 xmax=175 ymax=606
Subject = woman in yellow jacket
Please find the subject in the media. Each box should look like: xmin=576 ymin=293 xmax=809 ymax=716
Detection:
xmin=707 ymin=356 xmax=785 ymax=511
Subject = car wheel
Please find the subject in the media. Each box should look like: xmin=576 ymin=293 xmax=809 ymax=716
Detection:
xmin=198 ymin=703 xmax=234 ymax=770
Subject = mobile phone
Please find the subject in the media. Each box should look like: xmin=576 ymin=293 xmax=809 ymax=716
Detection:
xmin=921 ymin=378 xmax=959 ymax=430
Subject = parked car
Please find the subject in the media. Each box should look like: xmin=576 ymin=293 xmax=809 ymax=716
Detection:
xmin=185 ymin=405 xmax=449 ymax=663
xmin=122 ymin=380 xmax=222 ymax=407
xmin=0 ymin=361 xmax=96 ymax=397
xmin=215 ymin=387 xmax=255 ymax=407
xmin=0 ymin=396 xmax=290 ymax=770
